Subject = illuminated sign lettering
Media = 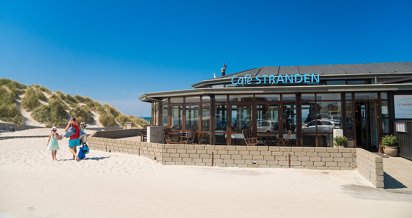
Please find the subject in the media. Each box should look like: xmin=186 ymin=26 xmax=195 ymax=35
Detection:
xmin=231 ymin=73 xmax=320 ymax=86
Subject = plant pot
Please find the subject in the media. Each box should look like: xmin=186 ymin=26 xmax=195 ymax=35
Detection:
xmin=384 ymin=146 xmax=398 ymax=157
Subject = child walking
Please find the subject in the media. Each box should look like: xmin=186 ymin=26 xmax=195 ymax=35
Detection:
xmin=47 ymin=126 xmax=60 ymax=161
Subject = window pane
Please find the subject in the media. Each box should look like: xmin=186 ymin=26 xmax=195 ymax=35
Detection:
xmin=231 ymin=105 xmax=252 ymax=133
xmin=170 ymin=97 xmax=183 ymax=104
xmin=202 ymin=96 xmax=210 ymax=103
xmin=215 ymin=95 xmax=227 ymax=102
xmin=171 ymin=105 xmax=182 ymax=130
xmin=185 ymin=105 xmax=198 ymax=131
xmin=202 ymin=101 xmax=210 ymax=131
xmin=345 ymin=101 xmax=354 ymax=147
xmin=316 ymin=93 xmax=341 ymax=101
xmin=355 ymin=92 xmax=377 ymax=100
xmin=302 ymin=94 xmax=315 ymax=101
xmin=282 ymin=104 xmax=297 ymax=144
xmin=255 ymin=94 xmax=280 ymax=101
xmin=257 ymin=105 xmax=279 ymax=133
xmin=185 ymin=96 xmax=200 ymax=103
xmin=302 ymin=103 xmax=316 ymax=146
xmin=229 ymin=95 xmax=254 ymax=102
xmin=162 ymin=103 xmax=168 ymax=127
xmin=316 ymin=101 xmax=341 ymax=147
xmin=326 ymin=80 xmax=346 ymax=85
xmin=282 ymin=94 xmax=296 ymax=101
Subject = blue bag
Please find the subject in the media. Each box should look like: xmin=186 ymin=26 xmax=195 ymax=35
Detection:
xmin=77 ymin=143 xmax=90 ymax=160
xmin=64 ymin=126 xmax=76 ymax=138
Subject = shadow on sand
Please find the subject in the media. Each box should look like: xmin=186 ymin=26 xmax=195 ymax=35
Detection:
xmin=384 ymin=172 xmax=407 ymax=189
xmin=59 ymin=156 xmax=110 ymax=161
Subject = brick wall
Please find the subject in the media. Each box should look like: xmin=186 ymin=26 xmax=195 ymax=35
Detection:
xmin=88 ymin=137 xmax=356 ymax=169
xmin=88 ymin=137 xmax=386 ymax=188
xmin=161 ymin=144 xmax=357 ymax=169
xmin=88 ymin=137 xmax=162 ymax=162
xmin=356 ymin=148 xmax=384 ymax=188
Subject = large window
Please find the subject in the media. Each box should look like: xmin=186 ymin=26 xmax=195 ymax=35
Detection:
xmin=231 ymin=105 xmax=252 ymax=133
xmin=162 ymin=99 xmax=168 ymax=127
xmin=301 ymin=93 xmax=341 ymax=147
xmin=257 ymin=105 xmax=279 ymax=133
xmin=185 ymin=105 xmax=199 ymax=131
xmin=215 ymin=95 xmax=227 ymax=144
xmin=202 ymin=96 xmax=210 ymax=131
xmin=171 ymin=105 xmax=183 ymax=130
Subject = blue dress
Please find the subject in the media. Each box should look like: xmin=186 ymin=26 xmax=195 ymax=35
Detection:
xmin=48 ymin=135 xmax=60 ymax=151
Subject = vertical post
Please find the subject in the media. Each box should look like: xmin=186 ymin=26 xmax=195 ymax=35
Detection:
xmin=210 ymin=95 xmax=216 ymax=145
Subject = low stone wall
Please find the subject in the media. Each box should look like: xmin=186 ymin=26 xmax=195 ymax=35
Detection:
xmin=88 ymin=137 xmax=162 ymax=161
xmin=88 ymin=137 xmax=356 ymax=169
xmin=161 ymin=145 xmax=357 ymax=169
xmin=88 ymin=136 xmax=386 ymax=188
xmin=356 ymin=148 xmax=384 ymax=188
xmin=92 ymin=129 xmax=141 ymax=139
xmin=0 ymin=123 xmax=40 ymax=131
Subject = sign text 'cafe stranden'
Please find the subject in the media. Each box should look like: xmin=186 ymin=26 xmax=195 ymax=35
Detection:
xmin=231 ymin=73 xmax=321 ymax=86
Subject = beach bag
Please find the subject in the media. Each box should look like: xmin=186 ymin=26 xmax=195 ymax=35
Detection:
xmin=78 ymin=144 xmax=89 ymax=160
xmin=64 ymin=126 xmax=76 ymax=138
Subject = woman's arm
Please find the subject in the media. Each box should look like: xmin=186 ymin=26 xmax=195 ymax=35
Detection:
xmin=65 ymin=121 xmax=71 ymax=131
xmin=47 ymin=135 xmax=51 ymax=146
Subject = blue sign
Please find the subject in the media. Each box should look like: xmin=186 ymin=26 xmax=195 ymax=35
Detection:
xmin=231 ymin=73 xmax=320 ymax=86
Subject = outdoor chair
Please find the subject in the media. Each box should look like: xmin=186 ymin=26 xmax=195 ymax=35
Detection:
xmin=278 ymin=130 xmax=292 ymax=146
xmin=180 ymin=130 xmax=196 ymax=144
xmin=242 ymin=129 xmax=258 ymax=146
xmin=164 ymin=128 xmax=179 ymax=144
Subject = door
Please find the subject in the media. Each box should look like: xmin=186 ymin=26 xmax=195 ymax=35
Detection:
xmin=355 ymin=101 xmax=379 ymax=151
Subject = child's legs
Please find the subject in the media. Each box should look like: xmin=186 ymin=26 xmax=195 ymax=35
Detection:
xmin=53 ymin=150 xmax=57 ymax=160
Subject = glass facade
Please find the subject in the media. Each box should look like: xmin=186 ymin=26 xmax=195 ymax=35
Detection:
xmin=153 ymin=90 xmax=404 ymax=149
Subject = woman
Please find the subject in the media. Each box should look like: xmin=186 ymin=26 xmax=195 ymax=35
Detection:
xmin=65 ymin=116 xmax=81 ymax=161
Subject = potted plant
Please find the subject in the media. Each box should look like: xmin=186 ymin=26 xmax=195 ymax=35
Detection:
xmin=381 ymin=135 xmax=398 ymax=157
xmin=333 ymin=136 xmax=348 ymax=148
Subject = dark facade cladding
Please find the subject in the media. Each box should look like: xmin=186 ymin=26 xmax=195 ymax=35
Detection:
xmin=140 ymin=62 xmax=412 ymax=151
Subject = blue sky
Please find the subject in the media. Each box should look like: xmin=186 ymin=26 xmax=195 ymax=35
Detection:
xmin=1 ymin=0 xmax=411 ymax=116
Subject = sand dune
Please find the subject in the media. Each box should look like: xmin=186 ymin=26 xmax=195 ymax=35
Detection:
xmin=0 ymin=137 xmax=411 ymax=218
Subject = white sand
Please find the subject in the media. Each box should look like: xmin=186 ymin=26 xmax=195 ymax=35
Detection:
xmin=0 ymin=138 xmax=411 ymax=218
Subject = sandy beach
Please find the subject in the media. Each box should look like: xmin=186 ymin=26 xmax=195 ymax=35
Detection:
xmin=1 ymin=135 xmax=411 ymax=218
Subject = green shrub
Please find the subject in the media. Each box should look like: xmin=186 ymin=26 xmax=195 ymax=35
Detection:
xmin=32 ymin=105 xmax=51 ymax=124
xmin=381 ymin=135 xmax=398 ymax=147
xmin=0 ymin=79 xmax=26 ymax=90
xmin=32 ymin=99 xmax=69 ymax=127
xmin=116 ymin=114 xmax=130 ymax=126
xmin=21 ymin=88 xmax=41 ymax=111
xmin=65 ymin=94 xmax=78 ymax=105
xmin=103 ymin=104 xmax=120 ymax=118
xmin=70 ymin=106 xmax=94 ymax=123
xmin=0 ymin=87 xmax=15 ymax=105
xmin=33 ymin=84 xmax=52 ymax=94
xmin=99 ymin=113 xmax=117 ymax=127
xmin=0 ymin=104 xmax=23 ymax=124
xmin=333 ymin=136 xmax=348 ymax=147
xmin=74 ymin=95 xmax=87 ymax=103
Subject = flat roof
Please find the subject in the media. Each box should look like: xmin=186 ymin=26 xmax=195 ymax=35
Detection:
xmin=193 ymin=62 xmax=412 ymax=88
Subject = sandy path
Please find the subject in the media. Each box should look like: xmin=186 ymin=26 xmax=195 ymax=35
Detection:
xmin=0 ymin=138 xmax=411 ymax=218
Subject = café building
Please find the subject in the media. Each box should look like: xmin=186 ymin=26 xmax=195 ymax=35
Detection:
xmin=139 ymin=62 xmax=412 ymax=151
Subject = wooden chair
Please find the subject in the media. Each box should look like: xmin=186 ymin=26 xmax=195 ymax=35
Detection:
xmin=278 ymin=130 xmax=292 ymax=146
xmin=242 ymin=129 xmax=258 ymax=146
xmin=164 ymin=128 xmax=179 ymax=144
xmin=180 ymin=130 xmax=196 ymax=144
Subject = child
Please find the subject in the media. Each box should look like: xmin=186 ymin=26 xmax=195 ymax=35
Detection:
xmin=47 ymin=126 xmax=61 ymax=161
